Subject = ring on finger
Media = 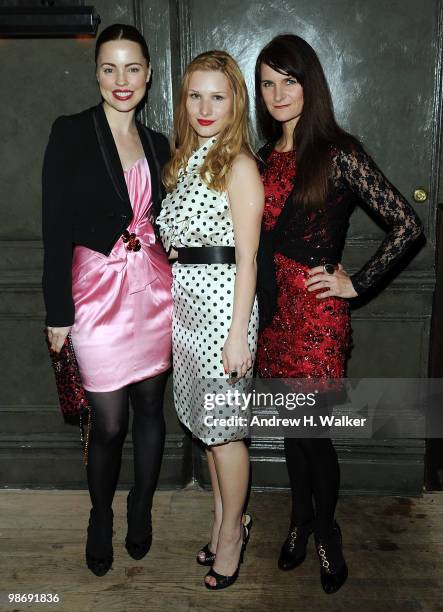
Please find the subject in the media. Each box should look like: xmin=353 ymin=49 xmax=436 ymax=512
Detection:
xmin=323 ymin=263 xmax=336 ymax=275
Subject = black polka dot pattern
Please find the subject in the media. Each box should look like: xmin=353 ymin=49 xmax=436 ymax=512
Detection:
xmin=157 ymin=138 xmax=259 ymax=445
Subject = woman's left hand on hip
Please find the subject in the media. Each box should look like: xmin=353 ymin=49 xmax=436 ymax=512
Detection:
xmin=305 ymin=263 xmax=358 ymax=299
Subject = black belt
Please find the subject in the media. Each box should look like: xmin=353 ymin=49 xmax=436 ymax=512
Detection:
xmin=177 ymin=246 xmax=236 ymax=264
xmin=275 ymin=243 xmax=340 ymax=266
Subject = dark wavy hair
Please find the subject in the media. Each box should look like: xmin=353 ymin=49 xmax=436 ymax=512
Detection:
xmin=94 ymin=23 xmax=150 ymax=65
xmin=255 ymin=34 xmax=359 ymax=208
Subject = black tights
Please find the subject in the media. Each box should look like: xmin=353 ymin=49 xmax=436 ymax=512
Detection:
xmin=284 ymin=437 xmax=340 ymax=539
xmin=86 ymin=371 xmax=168 ymax=535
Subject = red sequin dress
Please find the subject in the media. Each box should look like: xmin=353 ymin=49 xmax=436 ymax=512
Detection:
xmin=256 ymin=149 xmax=351 ymax=378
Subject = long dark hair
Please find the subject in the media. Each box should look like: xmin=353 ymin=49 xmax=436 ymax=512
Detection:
xmin=94 ymin=23 xmax=150 ymax=65
xmin=255 ymin=34 xmax=359 ymax=208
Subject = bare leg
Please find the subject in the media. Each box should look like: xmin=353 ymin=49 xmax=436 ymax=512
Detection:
xmin=198 ymin=449 xmax=223 ymax=561
xmin=204 ymin=440 xmax=249 ymax=586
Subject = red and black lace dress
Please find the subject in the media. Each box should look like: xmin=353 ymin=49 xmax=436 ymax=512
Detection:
xmin=256 ymin=144 xmax=423 ymax=379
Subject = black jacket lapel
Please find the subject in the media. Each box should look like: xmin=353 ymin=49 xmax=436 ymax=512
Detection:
xmin=92 ymin=104 xmax=132 ymax=215
xmin=136 ymin=122 xmax=162 ymax=212
xmin=257 ymin=141 xmax=274 ymax=173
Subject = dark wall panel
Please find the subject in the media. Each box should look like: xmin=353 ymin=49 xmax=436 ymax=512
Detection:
xmin=185 ymin=0 xmax=437 ymax=239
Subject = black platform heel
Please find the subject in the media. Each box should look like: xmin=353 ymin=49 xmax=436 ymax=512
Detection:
xmin=315 ymin=521 xmax=348 ymax=594
xmin=125 ymin=488 xmax=152 ymax=560
xmin=204 ymin=520 xmax=251 ymax=590
xmin=196 ymin=514 xmax=252 ymax=566
xmin=196 ymin=543 xmax=216 ymax=567
xmin=278 ymin=522 xmax=313 ymax=571
xmin=85 ymin=508 xmax=113 ymax=577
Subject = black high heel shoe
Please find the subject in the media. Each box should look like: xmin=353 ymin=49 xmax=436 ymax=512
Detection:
xmin=196 ymin=543 xmax=216 ymax=567
xmin=315 ymin=521 xmax=348 ymax=594
xmin=125 ymin=488 xmax=152 ymax=560
xmin=197 ymin=514 xmax=252 ymax=567
xmin=278 ymin=522 xmax=313 ymax=571
xmin=204 ymin=520 xmax=251 ymax=590
xmin=85 ymin=508 xmax=113 ymax=577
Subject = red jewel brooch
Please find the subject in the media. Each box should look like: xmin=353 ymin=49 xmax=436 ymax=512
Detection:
xmin=121 ymin=229 xmax=141 ymax=251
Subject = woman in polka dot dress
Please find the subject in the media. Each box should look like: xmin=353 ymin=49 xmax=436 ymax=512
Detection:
xmin=157 ymin=51 xmax=263 ymax=590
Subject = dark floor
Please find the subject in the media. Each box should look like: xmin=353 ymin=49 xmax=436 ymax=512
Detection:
xmin=0 ymin=488 xmax=442 ymax=612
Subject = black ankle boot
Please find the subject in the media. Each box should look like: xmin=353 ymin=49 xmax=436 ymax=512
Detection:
xmin=278 ymin=523 xmax=313 ymax=571
xmin=85 ymin=508 xmax=113 ymax=577
xmin=125 ymin=488 xmax=152 ymax=560
xmin=315 ymin=521 xmax=348 ymax=594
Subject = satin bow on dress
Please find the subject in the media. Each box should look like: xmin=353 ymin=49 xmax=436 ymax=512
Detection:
xmin=99 ymin=216 xmax=158 ymax=294
xmin=70 ymin=157 xmax=173 ymax=392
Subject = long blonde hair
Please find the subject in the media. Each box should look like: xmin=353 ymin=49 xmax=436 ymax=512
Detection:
xmin=164 ymin=50 xmax=253 ymax=193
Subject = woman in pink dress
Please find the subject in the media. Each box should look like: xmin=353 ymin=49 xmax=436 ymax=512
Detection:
xmin=42 ymin=24 xmax=172 ymax=576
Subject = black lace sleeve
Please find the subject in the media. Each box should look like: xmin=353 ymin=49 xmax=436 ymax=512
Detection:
xmin=335 ymin=146 xmax=424 ymax=294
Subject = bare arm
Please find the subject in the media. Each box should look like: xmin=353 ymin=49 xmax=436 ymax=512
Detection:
xmin=223 ymin=153 xmax=264 ymax=378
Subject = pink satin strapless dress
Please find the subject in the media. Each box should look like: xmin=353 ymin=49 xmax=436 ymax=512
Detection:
xmin=70 ymin=157 xmax=173 ymax=392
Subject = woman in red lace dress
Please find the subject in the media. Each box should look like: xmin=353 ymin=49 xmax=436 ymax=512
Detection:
xmin=254 ymin=35 xmax=423 ymax=594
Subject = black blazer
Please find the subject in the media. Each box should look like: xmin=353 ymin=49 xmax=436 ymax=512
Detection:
xmin=42 ymin=103 xmax=170 ymax=327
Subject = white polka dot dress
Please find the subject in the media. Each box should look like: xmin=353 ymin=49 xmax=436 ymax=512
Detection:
xmin=157 ymin=138 xmax=259 ymax=445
